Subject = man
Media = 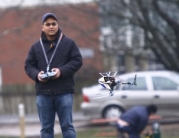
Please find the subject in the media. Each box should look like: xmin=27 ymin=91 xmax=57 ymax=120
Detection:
xmin=25 ymin=13 xmax=83 ymax=138
xmin=117 ymin=104 xmax=158 ymax=138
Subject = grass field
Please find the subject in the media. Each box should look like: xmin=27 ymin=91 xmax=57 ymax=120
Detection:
xmin=0 ymin=124 xmax=178 ymax=138
xmin=75 ymin=125 xmax=179 ymax=138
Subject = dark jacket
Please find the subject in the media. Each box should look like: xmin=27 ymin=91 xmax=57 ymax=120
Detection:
xmin=25 ymin=29 xmax=83 ymax=95
xmin=120 ymin=106 xmax=149 ymax=133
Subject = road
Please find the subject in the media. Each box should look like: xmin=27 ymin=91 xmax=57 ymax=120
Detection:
xmin=0 ymin=112 xmax=90 ymax=137
xmin=1 ymin=112 xmax=179 ymax=137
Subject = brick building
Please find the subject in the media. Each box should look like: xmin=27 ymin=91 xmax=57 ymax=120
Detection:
xmin=0 ymin=3 xmax=103 ymax=85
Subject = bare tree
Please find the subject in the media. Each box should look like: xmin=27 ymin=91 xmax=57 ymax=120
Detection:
xmin=95 ymin=0 xmax=179 ymax=72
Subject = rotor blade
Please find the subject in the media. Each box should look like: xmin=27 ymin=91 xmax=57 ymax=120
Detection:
xmin=122 ymin=82 xmax=131 ymax=85
xmin=133 ymin=74 xmax=137 ymax=85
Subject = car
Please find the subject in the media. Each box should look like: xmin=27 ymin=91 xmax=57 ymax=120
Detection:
xmin=80 ymin=70 xmax=179 ymax=119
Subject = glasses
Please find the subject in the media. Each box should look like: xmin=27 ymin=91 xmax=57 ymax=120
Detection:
xmin=44 ymin=22 xmax=57 ymax=27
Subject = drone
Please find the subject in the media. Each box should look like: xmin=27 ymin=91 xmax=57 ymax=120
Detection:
xmin=97 ymin=71 xmax=137 ymax=97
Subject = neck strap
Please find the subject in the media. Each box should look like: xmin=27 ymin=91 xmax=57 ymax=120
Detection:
xmin=40 ymin=32 xmax=63 ymax=72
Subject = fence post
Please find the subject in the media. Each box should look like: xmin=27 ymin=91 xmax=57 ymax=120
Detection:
xmin=18 ymin=103 xmax=25 ymax=138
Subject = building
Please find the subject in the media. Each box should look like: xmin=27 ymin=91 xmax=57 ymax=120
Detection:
xmin=0 ymin=3 xmax=103 ymax=86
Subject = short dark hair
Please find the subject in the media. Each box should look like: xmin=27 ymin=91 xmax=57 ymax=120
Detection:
xmin=147 ymin=104 xmax=158 ymax=115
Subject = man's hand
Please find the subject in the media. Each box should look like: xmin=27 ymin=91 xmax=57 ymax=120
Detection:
xmin=38 ymin=71 xmax=47 ymax=82
xmin=51 ymin=68 xmax=61 ymax=79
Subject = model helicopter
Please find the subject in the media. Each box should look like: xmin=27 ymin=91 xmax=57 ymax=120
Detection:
xmin=97 ymin=71 xmax=137 ymax=97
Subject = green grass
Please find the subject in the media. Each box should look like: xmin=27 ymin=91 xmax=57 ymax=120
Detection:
xmin=75 ymin=127 xmax=116 ymax=138
xmin=0 ymin=125 xmax=178 ymax=138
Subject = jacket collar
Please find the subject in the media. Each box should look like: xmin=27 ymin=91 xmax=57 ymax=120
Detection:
xmin=41 ymin=28 xmax=61 ymax=43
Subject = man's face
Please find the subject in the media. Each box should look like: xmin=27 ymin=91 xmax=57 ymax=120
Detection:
xmin=42 ymin=17 xmax=58 ymax=37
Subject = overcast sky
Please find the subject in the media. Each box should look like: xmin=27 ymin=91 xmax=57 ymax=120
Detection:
xmin=0 ymin=0 xmax=92 ymax=8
